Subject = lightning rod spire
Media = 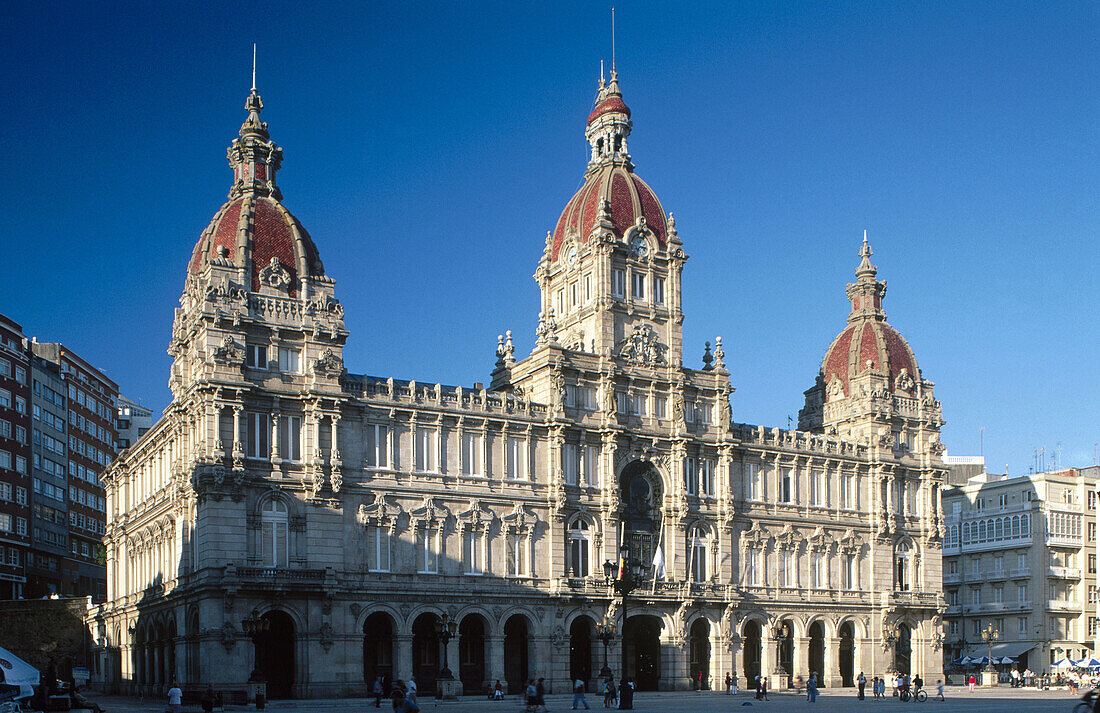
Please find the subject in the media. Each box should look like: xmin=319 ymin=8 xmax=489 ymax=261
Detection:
xmin=251 ymin=43 xmax=257 ymax=92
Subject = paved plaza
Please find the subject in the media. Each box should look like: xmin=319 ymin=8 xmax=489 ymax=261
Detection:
xmin=76 ymin=688 xmax=1085 ymax=713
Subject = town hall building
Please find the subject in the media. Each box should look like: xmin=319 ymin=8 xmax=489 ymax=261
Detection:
xmin=89 ymin=70 xmax=948 ymax=698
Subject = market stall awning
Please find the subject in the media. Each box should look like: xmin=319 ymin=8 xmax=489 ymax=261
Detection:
xmin=962 ymin=642 xmax=1036 ymax=660
xmin=0 ymin=645 xmax=39 ymax=699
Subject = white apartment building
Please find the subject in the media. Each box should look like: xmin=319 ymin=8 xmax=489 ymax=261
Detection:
xmin=942 ymin=466 xmax=1100 ymax=673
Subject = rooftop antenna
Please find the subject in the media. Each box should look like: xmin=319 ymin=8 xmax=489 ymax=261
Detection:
xmin=979 ymin=426 xmax=984 ymax=458
xmin=600 ymin=59 xmax=605 ymax=85
xmin=251 ymin=43 xmax=257 ymax=92
xmin=611 ymin=6 xmax=616 ymax=72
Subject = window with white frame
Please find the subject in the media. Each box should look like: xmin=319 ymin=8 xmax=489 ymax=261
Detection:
xmin=748 ymin=463 xmax=763 ymax=501
xmin=780 ymin=468 xmax=793 ymax=503
xmin=568 ymin=520 xmax=590 ymax=577
xmin=653 ymin=396 xmax=667 ymax=419
xmin=811 ymin=469 xmax=824 ymax=506
xmin=507 ymin=532 xmax=528 ymax=576
xmin=653 ymin=277 xmax=665 ymax=305
xmin=615 ymin=392 xmax=629 ymax=416
xmin=417 ymin=526 xmax=439 ymax=573
xmin=895 ymin=542 xmax=911 ymax=591
xmin=368 ymin=525 xmax=390 ymax=572
xmin=278 ymin=415 xmax=302 ymax=461
xmin=246 ymin=412 xmax=270 ymax=458
xmin=630 ymin=393 xmax=646 ymax=417
xmin=690 ymin=526 xmax=707 ymax=582
xmin=506 ymin=437 xmax=527 ymax=480
xmin=365 ymin=424 xmax=388 ymax=468
xmin=779 ymin=549 xmax=793 ymax=587
xmin=415 ymin=428 xmax=436 ymax=472
xmin=631 ymin=272 xmax=645 ymax=300
xmin=246 ymin=345 xmax=268 ymax=369
xmin=745 ymin=547 xmax=760 ymax=585
xmin=697 ymin=403 xmax=712 ymax=425
xmin=464 ymin=528 xmax=485 ymax=575
xmin=811 ymin=551 xmax=825 ymax=589
xmin=842 ymin=552 xmax=856 ymax=590
xmin=685 ymin=457 xmax=698 ymax=495
xmin=840 ymin=473 xmax=853 ymax=509
xmin=611 ymin=269 xmax=626 ymax=298
xmin=461 ymin=433 xmax=481 ymax=476
xmin=277 ymin=347 xmax=300 ymax=373
xmin=260 ymin=499 xmax=288 ymax=567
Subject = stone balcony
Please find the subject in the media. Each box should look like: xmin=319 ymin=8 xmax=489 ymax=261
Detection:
xmin=1009 ymin=566 xmax=1031 ymax=578
xmin=1046 ymin=600 xmax=1083 ymax=612
xmin=1047 ymin=566 xmax=1082 ymax=579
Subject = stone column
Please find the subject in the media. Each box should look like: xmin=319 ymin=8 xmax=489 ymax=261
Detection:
xmin=487 ymin=635 xmax=505 ymax=690
xmin=394 ymin=634 xmax=413 ymax=682
xmin=823 ymin=633 xmax=839 ymax=688
xmin=792 ymin=635 xmax=807 ymax=682
xmin=232 ymin=406 xmax=243 ymax=454
xmin=759 ymin=633 xmax=773 ymax=689
xmin=445 ymin=636 xmax=460 ymax=693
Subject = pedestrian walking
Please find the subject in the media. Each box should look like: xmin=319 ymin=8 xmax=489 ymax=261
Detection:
xmin=372 ymin=677 xmax=384 ymax=708
xmin=537 ymin=677 xmax=548 ymax=713
xmin=725 ymin=672 xmax=732 ymax=694
xmin=857 ymin=671 xmax=866 ymax=700
xmin=572 ymin=678 xmax=590 ymax=710
xmin=525 ymin=680 xmax=538 ymax=713
xmin=167 ymin=681 xmax=183 ymax=713
xmin=391 ymin=690 xmax=420 ymax=713
xmin=935 ymin=680 xmax=944 ymax=701
xmin=761 ymin=676 xmax=769 ymax=701
xmin=807 ymin=673 xmax=818 ymax=703
xmin=407 ymin=676 xmax=417 ymax=704
xmin=755 ymin=674 xmax=762 ymax=700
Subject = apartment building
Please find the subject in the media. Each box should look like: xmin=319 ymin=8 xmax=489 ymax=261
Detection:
xmin=943 ymin=466 xmax=1100 ymax=673
xmin=0 ymin=315 xmax=31 ymax=599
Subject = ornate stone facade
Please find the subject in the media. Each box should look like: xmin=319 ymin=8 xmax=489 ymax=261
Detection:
xmin=88 ymin=73 xmax=946 ymax=699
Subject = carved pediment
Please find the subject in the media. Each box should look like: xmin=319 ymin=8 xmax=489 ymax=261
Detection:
xmin=741 ymin=522 xmax=771 ymax=548
xmin=456 ymin=499 xmax=496 ymax=529
xmin=259 ymin=256 xmax=292 ymax=290
xmin=312 ymin=348 xmax=345 ymax=378
xmin=617 ymin=324 xmax=667 ymax=366
xmin=211 ymin=335 xmax=245 ymax=366
xmin=357 ymin=493 xmax=403 ymax=527
xmin=503 ymin=503 xmax=538 ymax=531
xmin=839 ymin=528 xmax=864 ymax=553
xmin=775 ymin=523 xmax=804 ymax=550
xmin=808 ymin=526 xmax=830 ymax=552
xmin=409 ymin=496 xmax=450 ymax=527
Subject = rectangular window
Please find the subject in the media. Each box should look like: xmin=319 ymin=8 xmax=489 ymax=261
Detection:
xmin=415 ymin=428 xmax=436 ymax=472
xmin=630 ymin=393 xmax=646 ymax=417
xmin=464 ymin=531 xmax=484 ymax=575
xmin=506 ymin=437 xmax=527 ymax=480
xmin=0 ymin=513 xmax=10 ymax=533
xmin=0 ymin=389 xmax=9 ymax=408
xmin=611 ymin=269 xmax=626 ymax=298
xmin=780 ymin=468 xmax=793 ymax=503
xmin=581 ymin=445 xmax=596 ymax=487
xmin=745 ymin=548 xmax=759 ymax=586
xmin=15 ymin=518 xmax=26 ymax=536
xmin=507 ymin=533 xmax=527 ymax=576
xmin=246 ymin=412 xmax=270 ymax=458
xmin=246 ymin=345 xmax=268 ymax=369
xmin=15 ymin=487 xmax=26 ymax=505
xmin=461 ymin=433 xmax=481 ymax=476
xmin=278 ymin=416 xmax=302 ymax=461
xmin=277 ymin=347 xmax=300 ymax=373
xmin=0 ymin=450 xmax=10 ymax=470
xmin=697 ymin=403 xmax=712 ymax=425
xmin=842 ymin=553 xmax=855 ymax=589
xmin=811 ymin=551 xmax=825 ymax=589
xmin=653 ymin=277 xmax=665 ymax=305
xmin=418 ymin=528 xmax=439 ymax=573
xmin=564 ymin=444 xmax=579 ymax=485
xmin=631 ymin=272 xmax=645 ymax=300
xmin=583 ymin=274 xmax=592 ymax=303
xmin=653 ymin=397 xmax=667 ymax=419
xmin=365 ymin=424 xmax=388 ymax=468
xmin=685 ymin=458 xmax=698 ymax=495
xmin=778 ymin=550 xmax=793 ymax=587
xmin=369 ymin=526 xmax=390 ymax=572
xmin=615 ymin=392 xmax=629 ymax=416
xmin=748 ymin=463 xmax=763 ymax=501
xmin=0 ymin=482 xmax=10 ymax=500
xmin=556 ymin=289 xmax=565 ymax=315
xmin=699 ymin=459 xmax=714 ymax=496
xmin=810 ymin=470 xmax=824 ymax=506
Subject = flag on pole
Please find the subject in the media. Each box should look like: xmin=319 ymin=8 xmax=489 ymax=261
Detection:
xmin=652 ymin=544 xmax=666 ymax=580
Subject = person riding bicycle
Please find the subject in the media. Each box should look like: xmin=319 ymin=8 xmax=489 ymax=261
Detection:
xmin=912 ymin=675 xmax=923 ymax=693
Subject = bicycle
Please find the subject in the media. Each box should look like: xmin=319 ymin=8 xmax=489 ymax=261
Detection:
xmin=898 ymin=688 xmax=927 ymax=703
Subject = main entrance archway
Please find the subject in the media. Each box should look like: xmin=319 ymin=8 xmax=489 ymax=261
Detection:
xmin=363 ymin=612 xmax=394 ymax=686
xmin=623 ymin=615 xmax=662 ymax=691
xmin=412 ymin=613 xmax=440 ymax=695
xmin=570 ymin=616 xmax=593 ymax=685
xmin=895 ymin=624 xmax=912 ymax=676
xmin=459 ymin=614 xmax=487 ymax=696
xmin=689 ymin=619 xmax=710 ymax=689
xmin=838 ymin=621 xmax=854 ymax=686
xmin=808 ymin=621 xmax=825 ymax=684
xmin=743 ymin=621 xmax=762 ymax=688
xmin=504 ymin=615 xmax=529 ymax=695
xmin=255 ymin=611 xmax=295 ymax=699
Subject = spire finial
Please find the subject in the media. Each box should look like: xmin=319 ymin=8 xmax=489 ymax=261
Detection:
xmin=856 ymin=230 xmax=876 ymax=280
xmin=611 ymin=7 xmax=616 ymax=73
xmin=251 ymin=44 xmax=257 ymax=92
xmin=600 ymin=59 xmax=605 ymax=88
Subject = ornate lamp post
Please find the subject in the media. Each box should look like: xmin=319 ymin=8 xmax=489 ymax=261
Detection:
xmin=434 ymin=613 xmax=460 ymax=700
xmin=770 ymin=622 xmax=790 ymax=688
xmin=595 ymin=616 xmax=616 ymax=680
xmin=603 ymin=543 xmax=643 ymax=708
xmin=981 ymin=624 xmax=999 ymax=686
xmin=883 ymin=627 xmax=899 ymax=674
xmin=241 ymin=609 xmax=270 ymax=705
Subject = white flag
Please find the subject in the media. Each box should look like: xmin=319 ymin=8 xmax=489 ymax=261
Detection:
xmin=651 ymin=544 xmax=666 ymax=580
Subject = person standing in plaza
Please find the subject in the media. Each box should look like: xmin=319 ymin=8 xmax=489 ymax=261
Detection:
xmin=572 ymin=677 xmax=590 ymax=710
xmin=968 ymin=673 xmax=976 ymax=692
xmin=725 ymin=672 xmax=732 ymax=694
xmin=536 ymin=677 xmax=548 ymax=713
xmin=167 ymin=681 xmax=183 ymax=713
xmin=372 ymin=677 xmax=384 ymax=708
xmin=857 ymin=671 xmax=866 ymax=700
xmin=761 ymin=675 xmax=769 ymax=701
xmin=807 ymin=673 xmax=818 ymax=703
xmin=407 ymin=676 xmax=417 ymax=704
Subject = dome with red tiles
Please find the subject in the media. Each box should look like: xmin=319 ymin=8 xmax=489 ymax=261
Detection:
xmin=550 ymin=72 xmax=668 ymax=263
xmin=186 ymin=88 xmax=325 ymax=296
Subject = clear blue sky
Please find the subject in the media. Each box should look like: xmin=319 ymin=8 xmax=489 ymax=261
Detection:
xmin=1 ymin=1 xmax=1096 ymax=475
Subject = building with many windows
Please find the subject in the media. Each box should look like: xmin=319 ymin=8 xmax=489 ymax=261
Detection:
xmin=0 ymin=315 xmax=31 ymax=599
xmin=941 ymin=466 xmax=1100 ymax=674
xmin=89 ymin=72 xmax=947 ymax=699
xmin=117 ymin=396 xmax=154 ymax=451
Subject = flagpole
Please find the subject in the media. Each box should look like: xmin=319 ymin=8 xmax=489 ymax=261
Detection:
xmin=651 ymin=510 xmax=664 ymax=594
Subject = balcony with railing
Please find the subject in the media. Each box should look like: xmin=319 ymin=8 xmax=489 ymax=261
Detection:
xmin=1009 ymin=566 xmax=1031 ymax=579
xmin=986 ymin=569 xmax=1008 ymax=581
xmin=944 ymin=571 xmax=963 ymax=584
xmin=1048 ymin=566 xmax=1082 ymax=579
xmin=1046 ymin=600 xmax=1083 ymax=612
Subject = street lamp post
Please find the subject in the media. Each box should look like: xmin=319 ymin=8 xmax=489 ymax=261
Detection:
xmin=981 ymin=624 xmax=999 ymax=687
xmin=434 ymin=613 xmax=459 ymax=699
xmin=603 ymin=543 xmax=643 ymax=710
xmin=770 ymin=622 xmax=790 ymax=690
xmin=883 ymin=629 xmax=899 ymax=675
xmin=241 ymin=610 xmax=270 ymax=706
xmin=595 ymin=616 xmax=616 ymax=680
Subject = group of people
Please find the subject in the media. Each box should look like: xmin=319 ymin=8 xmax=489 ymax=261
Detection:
xmin=368 ymin=675 xmax=420 ymax=712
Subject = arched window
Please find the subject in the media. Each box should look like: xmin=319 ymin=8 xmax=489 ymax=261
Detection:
xmin=567 ymin=520 xmax=590 ymax=578
xmin=1011 ymin=516 xmax=1020 ymax=538
xmin=895 ymin=542 xmax=911 ymax=591
xmin=962 ymin=522 xmax=970 ymax=544
xmin=690 ymin=526 xmax=708 ymax=582
xmin=995 ymin=519 xmax=1003 ymax=540
xmin=261 ymin=499 xmax=289 ymax=568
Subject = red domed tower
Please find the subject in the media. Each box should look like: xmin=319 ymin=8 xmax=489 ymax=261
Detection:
xmin=169 ymin=84 xmax=347 ymax=441
xmin=497 ymin=71 xmax=688 ymax=401
xmin=799 ymin=236 xmax=944 ymax=458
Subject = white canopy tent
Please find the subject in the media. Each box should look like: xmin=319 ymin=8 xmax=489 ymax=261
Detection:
xmin=0 ymin=646 xmax=39 ymax=700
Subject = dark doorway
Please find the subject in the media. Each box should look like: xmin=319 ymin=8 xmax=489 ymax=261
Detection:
xmin=838 ymin=622 xmax=854 ymax=687
xmin=808 ymin=622 xmax=824 ymax=685
xmin=570 ymin=616 xmax=593 ymax=685
xmin=255 ymin=611 xmax=295 ymax=699
xmin=895 ymin=625 xmax=912 ymax=676
xmin=504 ymin=615 xmax=529 ymax=695
xmin=623 ymin=615 xmax=662 ymax=691
xmin=459 ymin=615 xmax=487 ymax=696
xmin=689 ymin=619 xmax=710 ymax=690
xmin=743 ymin=621 xmax=761 ymax=687
xmin=412 ymin=614 xmax=440 ymax=695
xmin=363 ymin=612 xmax=395 ymax=685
